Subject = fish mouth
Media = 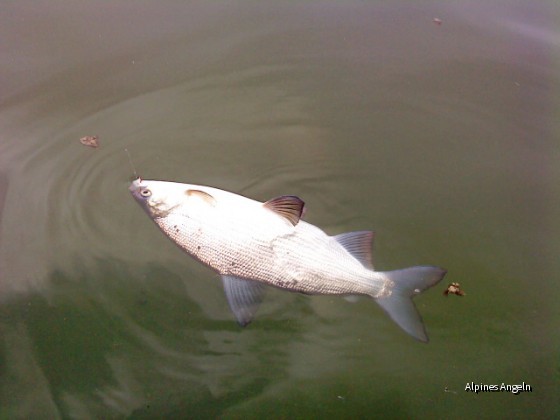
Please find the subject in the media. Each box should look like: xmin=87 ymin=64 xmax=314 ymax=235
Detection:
xmin=129 ymin=177 xmax=145 ymax=196
xmin=128 ymin=178 xmax=173 ymax=218
xmin=129 ymin=177 xmax=148 ymax=203
xmin=129 ymin=177 xmax=143 ymax=191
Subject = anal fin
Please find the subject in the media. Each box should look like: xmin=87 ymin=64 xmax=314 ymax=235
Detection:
xmin=334 ymin=231 xmax=375 ymax=269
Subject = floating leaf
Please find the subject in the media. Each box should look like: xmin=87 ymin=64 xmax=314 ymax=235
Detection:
xmin=80 ymin=135 xmax=99 ymax=148
xmin=444 ymin=282 xmax=465 ymax=297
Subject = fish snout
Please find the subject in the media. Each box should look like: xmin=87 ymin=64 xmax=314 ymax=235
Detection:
xmin=129 ymin=178 xmax=151 ymax=201
xmin=129 ymin=177 xmax=142 ymax=192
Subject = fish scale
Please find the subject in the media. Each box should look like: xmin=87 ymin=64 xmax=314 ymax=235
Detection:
xmin=130 ymin=178 xmax=446 ymax=342
xmin=159 ymin=209 xmax=378 ymax=296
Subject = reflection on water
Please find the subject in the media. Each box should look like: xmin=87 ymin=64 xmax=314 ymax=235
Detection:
xmin=1 ymin=258 xmax=361 ymax=417
xmin=1 ymin=1 xmax=559 ymax=418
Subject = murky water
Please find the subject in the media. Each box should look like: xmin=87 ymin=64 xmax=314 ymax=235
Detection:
xmin=1 ymin=1 xmax=558 ymax=418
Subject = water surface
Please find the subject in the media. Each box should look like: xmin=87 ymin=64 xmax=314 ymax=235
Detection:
xmin=1 ymin=1 xmax=558 ymax=418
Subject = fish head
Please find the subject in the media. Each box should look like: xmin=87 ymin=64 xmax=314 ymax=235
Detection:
xmin=129 ymin=178 xmax=187 ymax=219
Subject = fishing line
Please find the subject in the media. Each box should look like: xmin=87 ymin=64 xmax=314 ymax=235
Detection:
xmin=124 ymin=148 xmax=139 ymax=180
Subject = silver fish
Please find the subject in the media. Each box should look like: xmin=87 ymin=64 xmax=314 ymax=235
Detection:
xmin=129 ymin=178 xmax=446 ymax=342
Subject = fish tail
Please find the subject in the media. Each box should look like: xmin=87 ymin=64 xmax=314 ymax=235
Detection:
xmin=375 ymin=266 xmax=446 ymax=342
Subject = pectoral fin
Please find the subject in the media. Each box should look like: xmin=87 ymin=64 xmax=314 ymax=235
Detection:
xmin=185 ymin=189 xmax=217 ymax=206
xmin=263 ymin=195 xmax=305 ymax=226
xmin=222 ymin=275 xmax=266 ymax=326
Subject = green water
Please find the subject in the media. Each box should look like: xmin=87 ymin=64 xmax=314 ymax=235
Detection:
xmin=0 ymin=1 xmax=558 ymax=418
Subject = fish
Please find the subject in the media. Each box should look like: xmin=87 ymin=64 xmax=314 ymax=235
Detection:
xmin=129 ymin=178 xmax=446 ymax=342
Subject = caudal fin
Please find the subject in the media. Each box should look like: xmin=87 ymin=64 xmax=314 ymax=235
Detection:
xmin=375 ymin=266 xmax=446 ymax=343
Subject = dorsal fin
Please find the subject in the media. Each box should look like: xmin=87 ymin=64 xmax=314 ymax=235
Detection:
xmin=334 ymin=231 xmax=375 ymax=269
xmin=263 ymin=195 xmax=304 ymax=226
xmin=222 ymin=275 xmax=266 ymax=326
xmin=185 ymin=189 xmax=217 ymax=206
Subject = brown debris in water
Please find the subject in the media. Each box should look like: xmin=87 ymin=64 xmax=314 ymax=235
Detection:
xmin=444 ymin=282 xmax=465 ymax=297
xmin=80 ymin=135 xmax=99 ymax=148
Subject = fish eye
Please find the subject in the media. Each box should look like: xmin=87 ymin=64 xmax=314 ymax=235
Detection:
xmin=140 ymin=188 xmax=151 ymax=198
